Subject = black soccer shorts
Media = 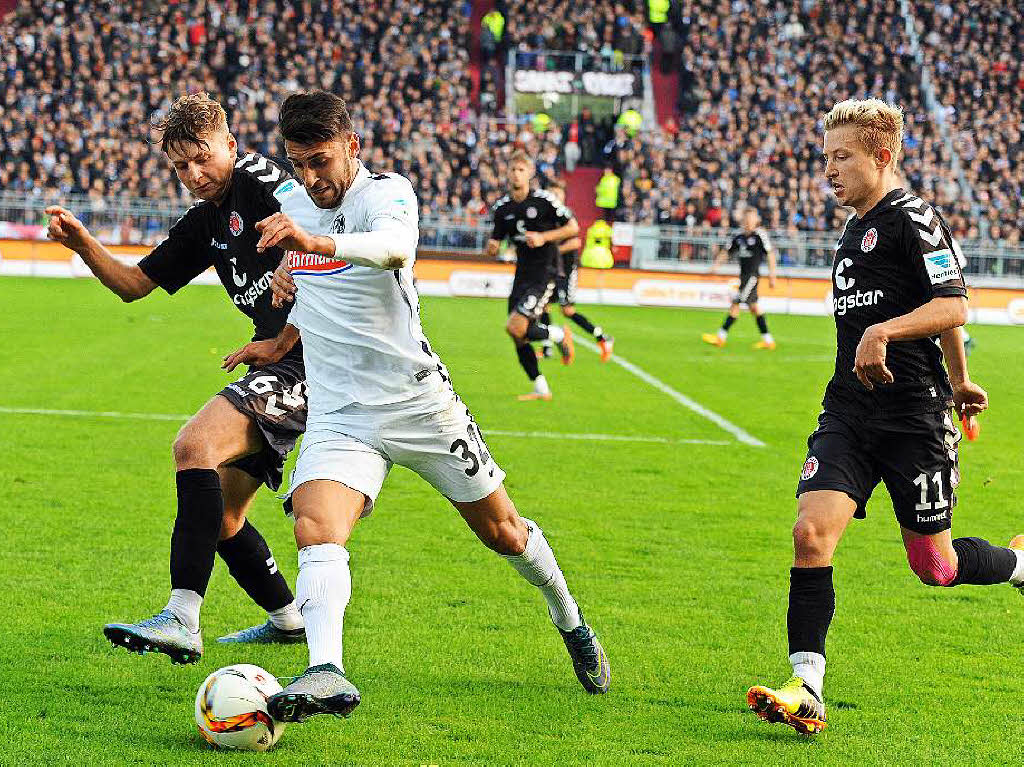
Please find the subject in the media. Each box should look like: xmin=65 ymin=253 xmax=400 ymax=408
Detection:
xmin=733 ymin=273 xmax=759 ymax=305
xmin=796 ymin=409 xmax=961 ymax=535
xmin=218 ymin=356 xmax=307 ymax=491
xmin=554 ymin=266 xmax=578 ymax=306
xmin=508 ymin=276 xmax=556 ymax=320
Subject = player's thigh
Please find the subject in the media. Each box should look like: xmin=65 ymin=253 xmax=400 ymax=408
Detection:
xmin=289 ymin=479 xmax=367 ymax=547
xmin=287 ymin=428 xmax=390 ymax=524
xmin=879 ymin=410 xmax=960 ymax=536
xmin=174 ymin=394 xmax=263 ymax=466
xmin=384 ymin=393 xmax=506 ymax=512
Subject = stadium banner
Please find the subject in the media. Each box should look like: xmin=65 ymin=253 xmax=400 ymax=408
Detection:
xmin=512 ymin=70 xmax=642 ymax=98
xmin=4 ymin=241 xmax=1024 ymax=326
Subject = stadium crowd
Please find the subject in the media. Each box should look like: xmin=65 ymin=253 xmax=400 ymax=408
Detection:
xmin=913 ymin=0 xmax=1023 ymax=244
xmin=0 ymin=0 xmax=1019 ymax=246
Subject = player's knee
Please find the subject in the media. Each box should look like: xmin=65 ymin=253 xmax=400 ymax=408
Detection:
xmin=172 ymin=428 xmax=213 ymax=469
xmin=481 ymin=517 xmax=528 ymax=556
xmin=219 ymin=507 xmax=246 ymax=540
xmin=906 ymin=537 xmax=958 ymax=586
xmin=792 ymin=517 xmax=832 ymax=561
xmin=505 ymin=319 xmax=526 ymax=340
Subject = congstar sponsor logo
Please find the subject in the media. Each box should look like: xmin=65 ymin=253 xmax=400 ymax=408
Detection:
xmin=232 ymin=270 xmax=275 ymax=307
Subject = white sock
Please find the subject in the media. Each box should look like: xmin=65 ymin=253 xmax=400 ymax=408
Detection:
xmin=165 ymin=588 xmax=202 ymax=633
xmin=534 ymin=375 xmax=550 ymax=396
xmin=547 ymin=325 xmax=565 ymax=344
xmin=268 ymin=600 xmax=304 ymax=631
xmin=1010 ymin=548 xmax=1024 ymax=585
xmin=789 ymin=651 xmax=825 ymax=699
xmin=503 ymin=519 xmax=581 ymax=632
xmin=296 ymin=543 xmax=351 ymax=671
xmin=762 ymin=333 xmax=775 ymax=344
xmin=717 ymin=328 xmax=728 ymax=340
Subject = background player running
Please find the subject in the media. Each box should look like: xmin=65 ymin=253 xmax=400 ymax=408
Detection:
xmin=747 ymin=99 xmax=1023 ymax=735
xmin=702 ymin=208 xmax=777 ymax=350
xmin=243 ymin=91 xmax=608 ymax=722
xmin=46 ymin=93 xmax=306 ymax=664
xmin=486 ymin=152 xmax=580 ymax=401
xmin=537 ymin=180 xmax=615 ymax=363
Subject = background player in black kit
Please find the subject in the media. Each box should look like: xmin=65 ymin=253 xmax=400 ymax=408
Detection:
xmin=747 ymin=99 xmax=1024 ymax=735
xmin=702 ymin=208 xmax=777 ymax=349
xmin=486 ymin=151 xmax=580 ymax=401
xmin=537 ymin=180 xmax=615 ymax=363
xmin=46 ymin=94 xmax=307 ymax=664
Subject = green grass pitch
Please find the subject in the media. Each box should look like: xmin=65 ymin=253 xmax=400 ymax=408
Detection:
xmin=2 ymin=277 xmax=1023 ymax=765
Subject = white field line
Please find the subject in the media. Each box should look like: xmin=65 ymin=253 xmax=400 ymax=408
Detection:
xmin=0 ymin=407 xmax=732 ymax=447
xmin=573 ymin=337 xmax=766 ymax=447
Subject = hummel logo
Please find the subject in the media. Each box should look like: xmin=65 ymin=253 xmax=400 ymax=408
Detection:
xmin=918 ymin=225 xmax=943 ymax=247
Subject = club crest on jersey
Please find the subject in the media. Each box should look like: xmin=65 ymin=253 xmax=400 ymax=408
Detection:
xmin=331 ymin=214 xmax=346 ymax=234
xmin=229 ymin=211 xmax=243 ymax=237
xmin=287 ymin=250 xmax=352 ymax=276
xmin=526 ymin=206 xmax=537 ymax=219
xmin=801 ymin=456 xmax=819 ymax=481
xmin=860 ymin=227 xmax=877 ymax=252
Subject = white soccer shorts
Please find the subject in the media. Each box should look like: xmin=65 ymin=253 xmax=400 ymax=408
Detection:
xmin=286 ymin=384 xmax=506 ymax=514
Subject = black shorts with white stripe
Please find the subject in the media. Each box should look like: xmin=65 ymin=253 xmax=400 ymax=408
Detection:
xmin=508 ymin=277 xmax=556 ymax=320
xmin=733 ymin=273 xmax=759 ymax=305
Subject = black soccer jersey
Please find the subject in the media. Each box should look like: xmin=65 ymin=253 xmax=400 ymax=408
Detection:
xmin=138 ymin=152 xmax=300 ymax=356
xmin=728 ymin=229 xmax=772 ymax=280
xmin=823 ymin=188 xmax=967 ymax=417
xmin=490 ymin=189 xmax=573 ymax=282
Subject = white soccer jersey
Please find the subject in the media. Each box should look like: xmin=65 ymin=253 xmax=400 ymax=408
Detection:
xmin=280 ymin=161 xmax=444 ymax=415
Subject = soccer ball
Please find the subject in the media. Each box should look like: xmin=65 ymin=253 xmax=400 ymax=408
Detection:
xmin=195 ymin=664 xmax=286 ymax=751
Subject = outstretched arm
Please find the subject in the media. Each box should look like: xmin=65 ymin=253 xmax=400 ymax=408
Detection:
xmin=46 ymin=206 xmax=156 ymax=302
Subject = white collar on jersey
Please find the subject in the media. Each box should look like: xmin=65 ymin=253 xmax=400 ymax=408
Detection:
xmin=343 ymin=160 xmax=371 ymax=202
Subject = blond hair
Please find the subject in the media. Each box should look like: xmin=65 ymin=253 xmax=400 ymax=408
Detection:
xmin=152 ymin=93 xmax=229 ymax=153
xmin=823 ymin=99 xmax=904 ymax=169
xmin=509 ymin=149 xmax=534 ymax=167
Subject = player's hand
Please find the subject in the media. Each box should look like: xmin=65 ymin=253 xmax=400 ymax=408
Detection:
xmin=853 ymin=325 xmax=893 ymax=390
xmin=951 ymin=379 xmax=988 ymax=418
xmin=45 ymin=206 xmax=91 ymax=251
xmin=255 ymin=212 xmax=317 ymax=254
xmin=222 ymin=339 xmax=287 ymax=372
xmin=524 ymin=231 xmax=546 ymax=248
xmin=271 ymin=255 xmax=296 ymax=308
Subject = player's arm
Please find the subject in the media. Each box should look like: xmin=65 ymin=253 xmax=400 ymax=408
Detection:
xmin=854 ymin=296 xmax=967 ymax=390
xmin=559 ymin=237 xmax=582 ymax=253
xmin=939 ymin=327 xmax=987 ymax=417
xmin=222 ymin=322 xmax=301 ymax=372
xmin=524 ymin=217 xmax=579 ymax=249
xmin=711 ymin=238 xmax=735 ymax=272
xmin=256 ymin=212 xmax=415 ymax=270
xmin=45 ymin=206 xmax=156 ymax=302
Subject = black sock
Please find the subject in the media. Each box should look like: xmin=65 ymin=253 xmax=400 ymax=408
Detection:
xmin=569 ymin=311 xmax=597 ymax=336
xmin=950 ymin=537 xmax=1017 ymax=585
xmin=170 ymin=469 xmax=224 ymax=596
xmin=756 ymin=314 xmax=769 ymax=334
xmin=722 ymin=315 xmax=736 ymax=332
xmin=787 ymin=566 xmax=835 ymax=657
xmin=540 ymin=310 xmax=551 ymax=326
xmin=515 ymin=343 xmax=541 ymax=380
xmin=217 ymin=519 xmax=294 ymax=612
xmin=525 ymin=322 xmax=550 ymax=342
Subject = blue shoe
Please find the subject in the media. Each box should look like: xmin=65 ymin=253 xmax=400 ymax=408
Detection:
xmin=268 ymin=663 xmax=361 ymax=722
xmin=103 ymin=610 xmax=203 ymax=665
xmin=559 ymin=611 xmax=610 ymax=694
xmin=217 ymin=620 xmax=305 ymax=644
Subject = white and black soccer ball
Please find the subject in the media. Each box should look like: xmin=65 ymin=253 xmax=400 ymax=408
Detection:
xmin=195 ymin=664 xmax=286 ymax=751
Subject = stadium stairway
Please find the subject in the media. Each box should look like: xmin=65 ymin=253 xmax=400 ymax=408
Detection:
xmin=565 ymin=167 xmax=603 ymax=237
xmin=468 ymin=0 xmax=496 ymax=108
xmin=649 ymin=40 xmax=679 ymax=124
